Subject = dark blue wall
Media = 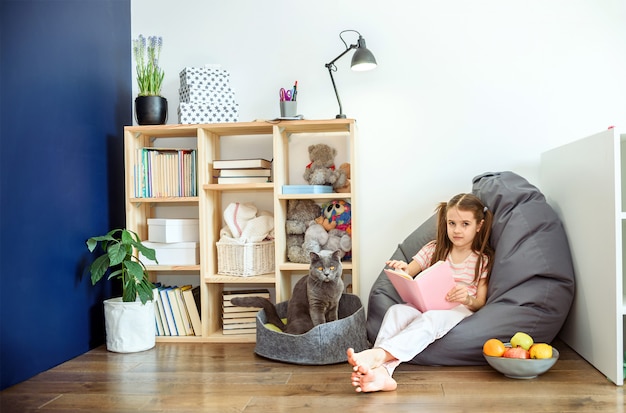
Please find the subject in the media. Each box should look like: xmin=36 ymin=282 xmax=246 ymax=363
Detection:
xmin=0 ymin=0 xmax=131 ymax=389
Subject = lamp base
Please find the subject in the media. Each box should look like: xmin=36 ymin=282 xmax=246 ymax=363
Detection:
xmin=336 ymin=114 xmax=347 ymax=119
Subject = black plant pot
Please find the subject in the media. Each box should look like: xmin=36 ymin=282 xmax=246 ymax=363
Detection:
xmin=135 ymin=96 xmax=167 ymax=125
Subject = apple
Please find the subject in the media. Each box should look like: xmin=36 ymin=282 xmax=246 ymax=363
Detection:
xmin=510 ymin=332 xmax=534 ymax=350
xmin=503 ymin=347 xmax=530 ymax=359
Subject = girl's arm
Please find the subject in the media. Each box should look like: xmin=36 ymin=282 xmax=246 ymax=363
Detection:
xmin=445 ymin=278 xmax=488 ymax=311
xmin=386 ymin=259 xmax=423 ymax=277
xmin=465 ymin=278 xmax=488 ymax=311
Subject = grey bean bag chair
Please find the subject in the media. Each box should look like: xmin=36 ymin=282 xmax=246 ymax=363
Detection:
xmin=366 ymin=171 xmax=575 ymax=365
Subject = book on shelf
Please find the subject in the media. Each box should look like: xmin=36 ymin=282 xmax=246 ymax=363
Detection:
xmin=222 ymin=327 xmax=257 ymax=335
xmin=213 ymin=158 xmax=271 ymax=170
xmin=159 ymin=287 xmax=178 ymax=335
xmin=222 ymin=310 xmax=260 ymax=318
xmin=182 ymin=286 xmax=202 ymax=336
xmin=223 ymin=289 xmax=270 ymax=305
xmin=134 ymin=147 xmax=197 ymax=198
xmin=154 ymin=285 xmax=170 ymax=336
xmin=384 ymin=261 xmax=458 ymax=313
xmin=222 ymin=317 xmax=257 ymax=324
xmin=153 ymin=286 xmax=166 ymax=336
xmin=216 ymin=176 xmax=270 ymax=184
xmin=222 ymin=322 xmax=257 ymax=330
xmin=222 ymin=289 xmax=269 ymax=334
xmin=175 ymin=286 xmax=195 ymax=336
xmin=219 ymin=168 xmax=272 ymax=177
xmin=166 ymin=287 xmax=187 ymax=336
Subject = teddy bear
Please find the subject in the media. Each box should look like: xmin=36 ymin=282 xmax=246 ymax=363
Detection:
xmin=302 ymin=224 xmax=352 ymax=260
xmin=334 ymin=163 xmax=351 ymax=193
xmin=285 ymin=199 xmax=321 ymax=263
xmin=303 ymin=199 xmax=352 ymax=261
xmin=315 ymin=200 xmax=352 ymax=235
xmin=302 ymin=143 xmax=347 ymax=190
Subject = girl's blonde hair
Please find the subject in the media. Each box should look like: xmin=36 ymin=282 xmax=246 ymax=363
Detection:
xmin=431 ymin=193 xmax=495 ymax=282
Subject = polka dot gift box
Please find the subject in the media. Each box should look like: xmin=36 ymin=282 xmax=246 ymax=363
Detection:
xmin=178 ymin=65 xmax=239 ymax=124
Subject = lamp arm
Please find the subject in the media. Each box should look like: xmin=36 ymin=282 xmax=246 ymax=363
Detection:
xmin=326 ymin=65 xmax=344 ymax=119
xmin=325 ymin=44 xmax=357 ymax=119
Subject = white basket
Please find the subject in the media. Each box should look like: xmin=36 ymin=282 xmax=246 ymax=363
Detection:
xmin=216 ymin=240 xmax=275 ymax=277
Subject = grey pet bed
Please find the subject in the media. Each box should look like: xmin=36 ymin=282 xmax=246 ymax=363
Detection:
xmin=366 ymin=171 xmax=576 ymax=365
xmin=254 ymin=293 xmax=369 ymax=365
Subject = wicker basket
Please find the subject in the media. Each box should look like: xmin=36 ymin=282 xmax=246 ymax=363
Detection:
xmin=216 ymin=240 xmax=275 ymax=277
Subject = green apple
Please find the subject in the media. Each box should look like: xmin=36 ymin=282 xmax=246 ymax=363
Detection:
xmin=510 ymin=332 xmax=534 ymax=350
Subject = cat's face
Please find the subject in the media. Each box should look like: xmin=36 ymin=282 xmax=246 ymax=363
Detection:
xmin=310 ymin=250 xmax=342 ymax=283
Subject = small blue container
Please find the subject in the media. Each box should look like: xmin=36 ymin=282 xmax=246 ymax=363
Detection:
xmin=282 ymin=185 xmax=333 ymax=194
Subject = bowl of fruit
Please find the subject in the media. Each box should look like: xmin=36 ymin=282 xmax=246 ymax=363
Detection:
xmin=482 ymin=332 xmax=559 ymax=379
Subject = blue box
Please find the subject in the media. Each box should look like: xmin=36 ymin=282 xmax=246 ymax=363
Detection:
xmin=282 ymin=185 xmax=333 ymax=194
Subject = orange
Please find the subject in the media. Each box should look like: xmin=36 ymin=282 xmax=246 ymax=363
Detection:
xmin=530 ymin=343 xmax=553 ymax=359
xmin=483 ymin=338 xmax=506 ymax=357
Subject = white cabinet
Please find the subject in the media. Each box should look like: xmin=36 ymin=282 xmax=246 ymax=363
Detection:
xmin=541 ymin=128 xmax=624 ymax=385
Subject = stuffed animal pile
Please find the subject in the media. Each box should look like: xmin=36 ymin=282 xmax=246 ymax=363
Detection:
xmin=286 ymin=199 xmax=352 ymax=263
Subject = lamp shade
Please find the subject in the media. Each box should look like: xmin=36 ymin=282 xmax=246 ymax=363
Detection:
xmin=351 ymin=36 xmax=377 ymax=71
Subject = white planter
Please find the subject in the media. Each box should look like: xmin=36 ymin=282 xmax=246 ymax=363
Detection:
xmin=103 ymin=297 xmax=155 ymax=353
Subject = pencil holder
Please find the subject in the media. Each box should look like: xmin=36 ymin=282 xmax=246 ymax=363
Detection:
xmin=279 ymin=101 xmax=297 ymax=117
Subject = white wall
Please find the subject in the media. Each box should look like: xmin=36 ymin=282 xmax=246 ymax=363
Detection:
xmin=132 ymin=0 xmax=626 ymax=303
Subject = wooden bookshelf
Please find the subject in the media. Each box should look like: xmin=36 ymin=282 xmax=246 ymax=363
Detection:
xmin=124 ymin=119 xmax=359 ymax=342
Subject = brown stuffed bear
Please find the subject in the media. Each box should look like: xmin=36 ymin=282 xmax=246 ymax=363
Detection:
xmin=335 ymin=162 xmax=351 ymax=193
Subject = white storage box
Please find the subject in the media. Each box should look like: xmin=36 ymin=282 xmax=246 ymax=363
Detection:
xmin=179 ymin=67 xmax=230 ymax=89
xmin=147 ymin=218 xmax=199 ymax=243
xmin=179 ymin=86 xmax=237 ymax=105
xmin=217 ymin=240 xmax=274 ymax=277
xmin=178 ymin=103 xmax=239 ymax=124
xmin=141 ymin=241 xmax=199 ymax=266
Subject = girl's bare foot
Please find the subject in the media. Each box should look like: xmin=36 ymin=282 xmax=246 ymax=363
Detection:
xmin=346 ymin=347 xmax=388 ymax=372
xmin=351 ymin=365 xmax=398 ymax=393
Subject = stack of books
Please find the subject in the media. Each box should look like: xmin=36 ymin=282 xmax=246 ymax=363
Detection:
xmin=133 ymin=148 xmax=197 ymax=198
xmin=213 ymin=158 xmax=272 ymax=184
xmin=178 ymin=65 xmax=239 ymax=124
xmin=153 ymin=284 xmax=202 ymax=336
xmin=222 ymin=289 xmax=270 ymax=335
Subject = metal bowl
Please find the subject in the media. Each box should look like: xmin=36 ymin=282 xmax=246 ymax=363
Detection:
xmin=483 ymin=344 xmax=559 ymax=379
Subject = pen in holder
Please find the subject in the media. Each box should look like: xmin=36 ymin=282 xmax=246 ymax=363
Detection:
xmin=280 ymin=100 xmax=297 ymax=117
xmin=279 ymin=82 xmax=298 ymax=118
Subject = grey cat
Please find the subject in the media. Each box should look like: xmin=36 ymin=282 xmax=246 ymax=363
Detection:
xmin=231 ymin=250 xmax=344 ymax=334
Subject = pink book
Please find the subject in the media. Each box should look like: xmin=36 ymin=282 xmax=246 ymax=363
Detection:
xmin=384 ymin=260 xmax=458 ymax=312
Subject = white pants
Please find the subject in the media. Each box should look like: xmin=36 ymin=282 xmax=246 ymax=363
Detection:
xmin=374 ymin=303 xmax=473 ymax=377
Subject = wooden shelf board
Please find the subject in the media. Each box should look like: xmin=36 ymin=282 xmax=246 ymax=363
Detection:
xmin=129 ymin=196 xmax=199 ymax=204
xmin=203 ymin=183 xmax=274 ymax=191
xmin=155 ymin=333 xmax=256 ymax=343
xmin=279 ymin=262 xmax=353 ymax=271
xmin=277 ymin=192 xmax=352 ymax=200
xmin=146 ymin=265 xmax=200 ymax=272
xmin=205 ymin=274 xmax=276 ymax=284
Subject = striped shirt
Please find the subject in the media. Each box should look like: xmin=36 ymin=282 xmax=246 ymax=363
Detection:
xmin=412 ymin=240 xmax=488 ymax=297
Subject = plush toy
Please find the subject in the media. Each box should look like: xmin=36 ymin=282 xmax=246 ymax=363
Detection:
xmin=335 ymin=163 xmax=351 ymax=193
xmin=315 ymin=200 xmax=351 ymax=235
xmin=303 ymin=224 xmax=352 ymax=260
xmin=303 ymin=144 xmax=347 ymax=190
xmin=303 ymin=199 xmax=352 ymax=260
xmin=285 ymin=199 xmax=321 ymax=263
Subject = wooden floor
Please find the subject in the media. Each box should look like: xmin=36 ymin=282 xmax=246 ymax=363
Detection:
xmin=1 ymin=338 xmax=623 ymax=413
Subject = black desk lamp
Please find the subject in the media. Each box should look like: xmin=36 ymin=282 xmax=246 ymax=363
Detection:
xmin=325 ymin=29 xmax=377 ymax=119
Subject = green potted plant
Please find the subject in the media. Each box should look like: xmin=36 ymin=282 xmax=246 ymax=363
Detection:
xmin=133 ymin=34 xmax=167 ymax=125
xmin=87 ymin=228 xmax=158 ymax=352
